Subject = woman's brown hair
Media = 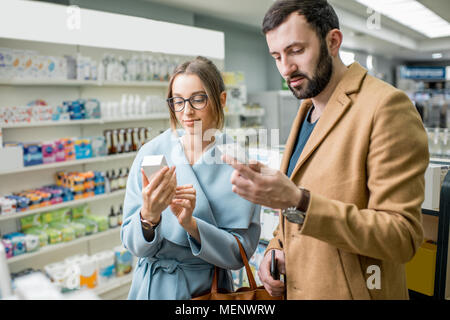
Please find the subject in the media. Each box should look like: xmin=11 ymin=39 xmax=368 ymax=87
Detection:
xmin=166 ymin=56 xmax=225 ymax=131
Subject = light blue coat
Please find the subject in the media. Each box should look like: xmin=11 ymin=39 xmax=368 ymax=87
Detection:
xmin=121 ymin=129 xmax=261 ymax=300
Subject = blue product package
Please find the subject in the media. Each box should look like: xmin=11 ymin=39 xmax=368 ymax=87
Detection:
xmin=3 ymin=233 xmax=26 ymax=256
xmin=22 ymin=143 xmax=43 ymax=166
xmin=74 ymin=139 xmax=93 ymax=159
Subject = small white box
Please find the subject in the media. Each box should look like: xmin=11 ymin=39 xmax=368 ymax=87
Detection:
xmin=217 ymin=143 xmax=248 ymax=164
xmin=422 ymin=164 xmax=449 ymax=211
xmin=141 ymin=155 xmax=167 ymax=180
xmin=0 ymin=146 xmax=23 ymax=173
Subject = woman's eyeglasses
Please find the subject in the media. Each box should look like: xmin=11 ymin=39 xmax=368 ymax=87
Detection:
xmin=167 ymin=94 xmax=208 ymax=112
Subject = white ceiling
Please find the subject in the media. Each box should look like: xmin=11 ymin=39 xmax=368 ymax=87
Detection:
xmin=141 ymin=0 xmax=450 ymax=62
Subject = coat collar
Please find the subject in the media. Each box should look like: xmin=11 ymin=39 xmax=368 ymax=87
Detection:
xmin=280 ymin=62 xmax=368 ymax=178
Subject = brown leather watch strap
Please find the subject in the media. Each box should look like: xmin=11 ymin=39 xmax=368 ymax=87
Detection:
xmin=296 ymin=188 xmax=310 ymax=212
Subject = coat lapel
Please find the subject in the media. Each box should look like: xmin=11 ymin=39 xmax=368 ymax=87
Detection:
xmin=288 ymin=62 xmax=368 ymax=181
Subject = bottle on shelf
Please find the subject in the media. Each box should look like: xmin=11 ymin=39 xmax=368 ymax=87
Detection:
xmin=110 ymin=169 xmax=117 ymax=192
xmin=118 ymin=204 xmax=123 ymax=226
xmin=104 ymin=171 xmax=111 ymax=194
xmin=108 ymin=205 xmax=118 ymax=228
xmin=114 ymin=129 xmax=123 ymax=154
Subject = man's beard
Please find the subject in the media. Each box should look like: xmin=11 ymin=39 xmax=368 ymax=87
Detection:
xmin=287 ymin=40 xmax=333 ymax=100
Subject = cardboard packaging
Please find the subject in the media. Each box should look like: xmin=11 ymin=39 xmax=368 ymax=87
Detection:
xmin=141 ymin=155 xmax=167 ymax=180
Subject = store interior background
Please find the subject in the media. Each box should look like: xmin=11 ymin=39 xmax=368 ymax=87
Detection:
xmin=0 ymin=0 xmax=449 ymax=300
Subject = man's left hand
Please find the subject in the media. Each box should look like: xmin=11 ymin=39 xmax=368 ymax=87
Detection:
xmin=222 ymin=155 xmax=301 ymax=210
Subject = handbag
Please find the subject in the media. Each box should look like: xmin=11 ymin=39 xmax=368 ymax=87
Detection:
xmin=192 ymin=235 xmax=284 ymax=300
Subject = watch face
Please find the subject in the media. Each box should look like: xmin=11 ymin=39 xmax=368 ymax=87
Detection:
xmin=283 ymin=211 xmax=304 ymax=224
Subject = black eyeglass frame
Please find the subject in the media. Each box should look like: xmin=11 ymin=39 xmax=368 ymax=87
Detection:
xmin=166 ymin=94 xmax=209 ymax=112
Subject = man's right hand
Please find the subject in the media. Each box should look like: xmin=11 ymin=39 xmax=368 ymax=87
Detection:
xmin=258 ymin=249 xmax=286 ymax=297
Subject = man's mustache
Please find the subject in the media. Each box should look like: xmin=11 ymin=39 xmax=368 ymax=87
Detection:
xmin=287 ymin=72 xmax=310 ymax=85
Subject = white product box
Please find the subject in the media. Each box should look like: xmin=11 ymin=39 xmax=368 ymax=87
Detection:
xmin=141 ymin=155 xmax=167 ymax=180
xmin=422 ymin=164 xmax=449 ymax=211
xmin=0 ymin=146 xmax=24 ymax=173
xmin=217 ymin=143 xmax=248 ymax=164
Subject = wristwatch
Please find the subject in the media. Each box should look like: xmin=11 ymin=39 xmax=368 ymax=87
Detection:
xmin=140 ymin=212 xmax=161 ymax=231
xmin=281 ymin=187 xmax=310 ymax=225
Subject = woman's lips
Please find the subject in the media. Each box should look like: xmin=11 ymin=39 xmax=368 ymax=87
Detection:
xmin=183 ymin=119 xmax=200 ymax=126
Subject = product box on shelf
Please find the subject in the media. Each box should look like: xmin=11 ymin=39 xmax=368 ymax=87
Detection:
xmin=74 ymin=138 xmax=92 ymax=159
xmin=1 ymin=239 xmax=13 ymax=259
xmin=2 ymin=232 xmax=26 ymax=257
xmin=54 ymin=140 xmax=66 ymax=162
xmin=61 ymin=138 xmax=76 ymax=161
xmin=42 ymin=141 xmax=56 ymax=164
xmin=0 ymin=145 xmax=24 ymax=172
xmin=114 ymin=245 xmax=133 ymax=277
xmin=0 ymin=196 xmax=17 ymax=215
xmin=423 ymin=164 xmax=449 ymax=211
xmin=22 ymin=142 xmax=43 ymax=166
xmin=93 ymin=250 xmax=116 ymax=284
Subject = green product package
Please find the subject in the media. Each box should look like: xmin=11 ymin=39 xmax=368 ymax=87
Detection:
xmin=20 ymin=214 xmax=41 ymax=230
xmin=86 ymin=214 xmax=109 ymax=232
xmin=48 ymin=222 xmax=76 ymax=242
xmin=23 ymin=227 xmax=49 ymax=247
xmin=73 ymin=218 xmax=98 ymax=235
xmin=69 ymin=221 xmax=87 ymax=238
xmin=71 ymin=204 xmax=91 ymax=220
xmin=43 ymin=227 xmax=63 ymax=245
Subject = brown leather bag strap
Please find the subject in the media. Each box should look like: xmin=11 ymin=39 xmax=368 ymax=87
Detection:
xmin=209 ymin=235 xmax=257 ymax=292
xmin=211 ymin=266 xmax=219 ymax=293
xmin=233 ymin=235 xmax=257 ymax=289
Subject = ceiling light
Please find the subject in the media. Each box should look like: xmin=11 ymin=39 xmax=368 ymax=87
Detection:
xmin=356 ymin=0 xmax=450 ymax=38
xmin=432 ymin=53 xmax=443 ymax=59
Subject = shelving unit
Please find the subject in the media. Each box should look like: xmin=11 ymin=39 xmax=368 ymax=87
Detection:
xmin=0 ymin=39 xmax=175 ymax=300
xmin=0 ymin=189 xmax=126 ymax=222
xmin=0 ymin=114 xmax=169 ymax=129
xmin=6 ymin=227 xmax=121 ymax=264
xmin=0 ymin=79 xmax=169 ymax=88
xmin=0 ymin=152 xmax=137 ymax=175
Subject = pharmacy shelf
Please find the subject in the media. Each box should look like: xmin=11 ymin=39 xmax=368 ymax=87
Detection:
xmin=431 ymin=157 xmax=450 ymax=164
xmin=0 ymin=79 xmax=169 ymax=88
xmin=6 ymin=227 xmax=121 ymax=264
xmin=92 ymin=273 xmax=133 ymax=296
xmin=0 ymin=189 xmax=126 ymax=222
xmin=0 ymin=113 xmax=169 ymax=129
xmin=0 ymin=152 xmax=137 ymax=176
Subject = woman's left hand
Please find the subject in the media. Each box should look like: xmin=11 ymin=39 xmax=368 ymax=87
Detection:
xmin=170 ymin=185 xmax=196 ymax=227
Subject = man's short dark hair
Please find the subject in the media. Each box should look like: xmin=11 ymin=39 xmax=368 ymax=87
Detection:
xmin=262 ymin=0 xmax=340 ymax=41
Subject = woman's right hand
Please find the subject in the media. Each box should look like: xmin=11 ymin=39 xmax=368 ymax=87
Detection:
xmin=141 ymin=166 xmax=177 ymax=224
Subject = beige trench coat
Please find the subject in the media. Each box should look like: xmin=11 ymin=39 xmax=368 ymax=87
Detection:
xmin=266 ymin=62 xmax=429 ymax=299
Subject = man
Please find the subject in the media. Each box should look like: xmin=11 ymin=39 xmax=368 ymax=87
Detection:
xmin=222 ymin=0 xmax=429 ymax=299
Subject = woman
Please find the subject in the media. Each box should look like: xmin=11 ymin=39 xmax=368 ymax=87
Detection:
xmin=121 ymin=56 xmax=261 ymax=300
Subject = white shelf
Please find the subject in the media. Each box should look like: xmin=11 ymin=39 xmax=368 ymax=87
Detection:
xmin=0 ymin=152 xmax=137 ymax=176
xmin=0 ymin=189 xmax=126 ymax=222
xmin=92 ymin=273 xmax=133 ymax=296
xmin=0 ymin=114 xmax=169 ymax=129
xmin=430 ymin=157 xmax=450 ymax=164
xmin=0 ymin=79 xmax=169 ymax=88
xmin=6 ymin=227 xmax=121 ymax=264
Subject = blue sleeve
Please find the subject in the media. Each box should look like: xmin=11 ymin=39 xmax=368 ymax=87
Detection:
xmin=187 ymin=205 xmax=261 ymax=270
xmin=120 ymin=148 xmax=163 ymax=258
